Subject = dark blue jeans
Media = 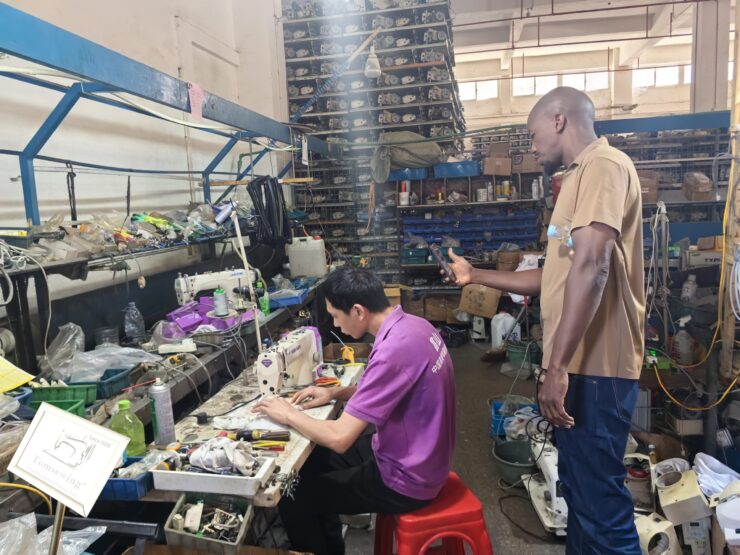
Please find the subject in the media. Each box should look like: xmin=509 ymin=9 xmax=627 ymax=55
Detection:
xmin=553 ymin=374 xmax=640 ymax=555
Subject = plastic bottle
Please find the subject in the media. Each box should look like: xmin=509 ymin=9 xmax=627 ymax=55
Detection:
xmin=680 ymin=274 xmax=698 ymax=304
xmin=123 ymin=302 xmax=146 ymax=342
xmin=648 ymin=444 xmax=658 ymax=464
xmin=674 ymin=315 xmax=694 ymax=365
xmin=110 ymin=399 xmax=147 ymax=456
xmin=532 ymin=179 xmax=540 ymax=200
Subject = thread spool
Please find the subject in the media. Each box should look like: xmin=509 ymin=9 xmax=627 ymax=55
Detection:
xmin=213 ymin=287 xmax=229 ymax=317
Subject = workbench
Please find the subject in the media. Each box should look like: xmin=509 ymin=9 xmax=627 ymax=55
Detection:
xmin=152 ymin=362 xmax=365 ymax=507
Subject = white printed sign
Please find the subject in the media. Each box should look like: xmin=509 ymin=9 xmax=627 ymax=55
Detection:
xmin=8 ymin=402 xmax=129 ymax=516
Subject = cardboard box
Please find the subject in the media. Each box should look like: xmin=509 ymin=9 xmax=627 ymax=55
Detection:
xmin=487 ymin=142 xmax=510 ymax=157
xmin=401 ymin=290 xmax=425 ymax=318
xmin=424 ymin=296 xmax=448 ymax=322
xmin=511 ymin=152 xmax=540 ymax=173
xmin=384 ymin=285 xmax=403 ymax=307
xmin=696 ymin=236 xmax=717 ymax=250
xmin=685 ymin=249 xmax=722 ymax=268
xmin=323 ymin=342 xmax=373 ymax=361
xmin=445 ymin=294 xmax=462 ymax=324
xmin=637 ymin=170 xmax=659 ymax=203
xmin=683 ymin=172 xmax=715 ymax=202
xmin=633 ymin=432 xmax=689 ymax=461
xmin=458 ymin=284 xmax=502 ymax=319
xmin=483 ymin=156 xmax=512 ymax=176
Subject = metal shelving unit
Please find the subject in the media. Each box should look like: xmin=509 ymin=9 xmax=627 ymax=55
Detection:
xmin=282 ymin=0 xmax=465 ymax=284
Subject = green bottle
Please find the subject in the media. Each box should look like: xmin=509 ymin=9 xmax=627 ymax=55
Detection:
xmin=110 ymin=399 xmax=147 ymax=456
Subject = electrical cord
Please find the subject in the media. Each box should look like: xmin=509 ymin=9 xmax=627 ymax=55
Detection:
xmin=180 ymin=353 xmax=213 ymax=399
xmin=498 ymin=495 xmax=553 ymax=542
xmin=652 ymin=362 xmax=739 ymax=412
xmin=0 ymin=482 xmax=53 ymax=514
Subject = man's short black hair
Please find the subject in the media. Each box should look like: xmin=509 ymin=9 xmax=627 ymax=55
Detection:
xmin=324 ymin=267 xmax=391 ymax=314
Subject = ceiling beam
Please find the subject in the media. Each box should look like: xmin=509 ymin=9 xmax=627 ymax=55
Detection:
xmin=618 ymin=4 xmax=694 ymax=65
xmin=501 ymin=18 xmax=525 ymax=70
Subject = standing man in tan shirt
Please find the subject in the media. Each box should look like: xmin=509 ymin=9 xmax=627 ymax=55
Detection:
xmin=449 ymin=87 xmax=645 ymax=554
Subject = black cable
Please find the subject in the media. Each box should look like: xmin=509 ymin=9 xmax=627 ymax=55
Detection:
xmin=66 ymin=161 xmax=77 ymax=225
xmin=498 ymin=495 xmax=553 ymax=542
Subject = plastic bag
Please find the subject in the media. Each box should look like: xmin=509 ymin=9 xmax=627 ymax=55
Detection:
xmin=404 ymin=232 xmax=428 ymax=248
xmin=117 ymin=449 xmax=178 ymax=479
xmin=64 ymin=346 xmax=161 ymax=383
xmin=38 ymin=323 xmax=85 ymax=377
xmin=150 ymin=321 xmax=186 ymax=346
xmin=0 ymin=513 xmax=37 ymax=555
xmin=0 ymin=395 xmax=20 ymax=419
xmin=0 ymin=513 xmax=105 ymax=555
xmin=37 ymin=525 xmax=106 ymax=555
xmin=504 ymin=407 xmax=544 ymax=441
xmin=271 ymin=274 xmax=294 ymax=291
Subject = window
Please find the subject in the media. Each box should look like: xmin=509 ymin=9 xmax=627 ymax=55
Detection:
xmin=684 ymin=65 xmax=692 ymax=84
xmin=585 ymin=71 xmax=609 ymax=91
xmin=512 ymin=76 xmax=535 ymax=96
xmin=562 ymin=73 xmax=585 ymax=90
xmin=730 ymin=61 xmax=735 ymax=81
xmin=476 ymin=79 xmax=498 ymax=100
xmin=535 ymin=75 xmax=557 ymax=95
xmin=633 ymin=68 xmax=655 ymax=88
xmin=655 ymin=66 xmax=679 ymax=87
xmin=459 ymin=81 xmax=476 ymax=101
xmin=459 ymin=80 xmax=499 ymax=101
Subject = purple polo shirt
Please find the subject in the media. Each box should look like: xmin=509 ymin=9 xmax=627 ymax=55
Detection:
xmin=345 ymin=306 xmax=456 ymax=500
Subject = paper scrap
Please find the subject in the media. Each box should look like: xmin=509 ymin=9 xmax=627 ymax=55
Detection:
xmin=0 ymin=356 xmax=33 ymax=393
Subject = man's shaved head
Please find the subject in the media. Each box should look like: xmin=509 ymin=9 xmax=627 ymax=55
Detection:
xmin=526 ymin=87 xmax=598 ymax=175
xmin=528 ymin=86 xmax=596 ymax=129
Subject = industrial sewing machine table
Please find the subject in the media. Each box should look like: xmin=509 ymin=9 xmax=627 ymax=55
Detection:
xmin=145 ymin=363 xmax=365 ymax=507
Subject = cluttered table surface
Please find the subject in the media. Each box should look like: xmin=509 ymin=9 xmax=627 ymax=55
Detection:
xmin=143 ymin=362 xmax=364 ymax=507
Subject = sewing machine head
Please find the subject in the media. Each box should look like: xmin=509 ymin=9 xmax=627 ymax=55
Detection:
xmin=174 ymin=268 xmax=258 ymax=309
xmin=256 ymin=327 xmax=322 ymax=395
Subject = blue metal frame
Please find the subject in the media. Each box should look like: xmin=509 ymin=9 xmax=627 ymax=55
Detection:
xmin=0 ymin=1 xmax=333 ymax=223
xmin=595 ymin=111 xmax=730 ymax=135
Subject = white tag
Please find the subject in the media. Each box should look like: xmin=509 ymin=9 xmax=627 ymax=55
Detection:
xmin=301 ymin=135 xmax=309 ymax=166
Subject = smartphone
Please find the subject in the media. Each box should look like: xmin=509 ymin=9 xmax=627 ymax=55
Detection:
xmin=429 ymin=244 xmax=456 ymax=282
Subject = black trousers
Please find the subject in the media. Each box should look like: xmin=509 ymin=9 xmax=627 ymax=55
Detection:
xmin=279 ymin=434 xmax=431 ymax=555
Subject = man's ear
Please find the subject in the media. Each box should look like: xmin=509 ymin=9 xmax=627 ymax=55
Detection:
xmin=554 ymin=113 xmax=566 ymax=134
xmin=353 ymin=304 xmax=365 ymax=319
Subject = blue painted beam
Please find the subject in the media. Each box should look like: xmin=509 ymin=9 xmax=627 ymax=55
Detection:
xmin=20 ymin=83 xmax=87 ymax=224
xmin=595 ymin=111 xmax=730 ymax=135
xmin=0 ymin=2 xmax=331 ymax=156
xmin=202 ymin=136 xmax=240 ymax=203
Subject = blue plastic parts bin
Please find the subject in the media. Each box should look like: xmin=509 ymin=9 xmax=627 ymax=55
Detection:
xmin=433 ymin=161 xmax=480 ymax=178
xmin=388 ymin=167 xmax=427 ymax=181
xmin=490 ymin=399 xmax=538 ymax=437
xmin=74 ymin=368 xmax=132 ymax=399
xmin=6 ymin=386 xmax=32 ymax=405
xmin=269 ymin=288 xmax=309 ymax=309
xmin=99 ymin=457 xmax=153 ymax=501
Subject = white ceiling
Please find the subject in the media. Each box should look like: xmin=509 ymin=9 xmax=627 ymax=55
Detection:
xmin=450 ymin=0 xmax=734 ymax=64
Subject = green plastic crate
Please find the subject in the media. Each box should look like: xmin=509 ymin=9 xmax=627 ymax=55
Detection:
xmin=30 ymin=398 xmax=85 ymax=417
xmin=402 ymin=247 xmax=429 ymax=258
xmin=30 ymin=384 xmax=97 ymax=406
xmin=402 ymin=256 xmax=428 ymax=264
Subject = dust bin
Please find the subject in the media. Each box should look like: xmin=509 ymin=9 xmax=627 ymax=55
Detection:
xmin=492 ymin=440 xmax=537 ymax=487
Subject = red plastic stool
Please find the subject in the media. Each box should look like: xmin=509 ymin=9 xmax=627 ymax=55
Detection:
xmin=374 ymin=472 xmax=493 ymax=555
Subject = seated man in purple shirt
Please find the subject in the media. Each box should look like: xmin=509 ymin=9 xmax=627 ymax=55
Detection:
xmin=253 ymin=267 xmax=456 ymax=555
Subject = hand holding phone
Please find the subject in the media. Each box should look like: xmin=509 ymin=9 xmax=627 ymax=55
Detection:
xmin=429 ymin=244 xmax=456 ymax=282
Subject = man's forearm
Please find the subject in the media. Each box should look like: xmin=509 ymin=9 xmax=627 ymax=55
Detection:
xmin=470 ymin=268 xmax=542 ymax=296
xmin=285 ymin=410 xmax=344 ymax=450
xmin=331 ymin=386 xmax=356 ymax=402
xmin=547 ymin=260 xmax=609 ymax=372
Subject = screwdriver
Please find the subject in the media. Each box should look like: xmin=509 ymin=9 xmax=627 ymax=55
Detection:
xmin=236 ymin=429 xmax=291 ymax=442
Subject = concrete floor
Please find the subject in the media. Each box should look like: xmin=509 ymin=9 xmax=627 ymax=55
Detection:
xmin=345 ymin=342 xmax=565 ymax=554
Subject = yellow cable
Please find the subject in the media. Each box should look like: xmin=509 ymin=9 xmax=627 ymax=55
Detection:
xmin=653 ymin=363 xmax=739 ymax=412
xmin=0 ymin=482 xmax=53 ymax=514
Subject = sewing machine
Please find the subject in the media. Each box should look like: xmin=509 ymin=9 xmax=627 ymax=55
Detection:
xmin=175 ymin=268 xmax=258 ymax=309
xmin=523 ymin=438 xmax=568 ymax=536
xmin=255 ymin=327 xmax=322 ymax=395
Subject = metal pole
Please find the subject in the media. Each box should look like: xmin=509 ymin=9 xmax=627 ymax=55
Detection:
xmin=47 ymin=503 xmax=65 ymax=555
